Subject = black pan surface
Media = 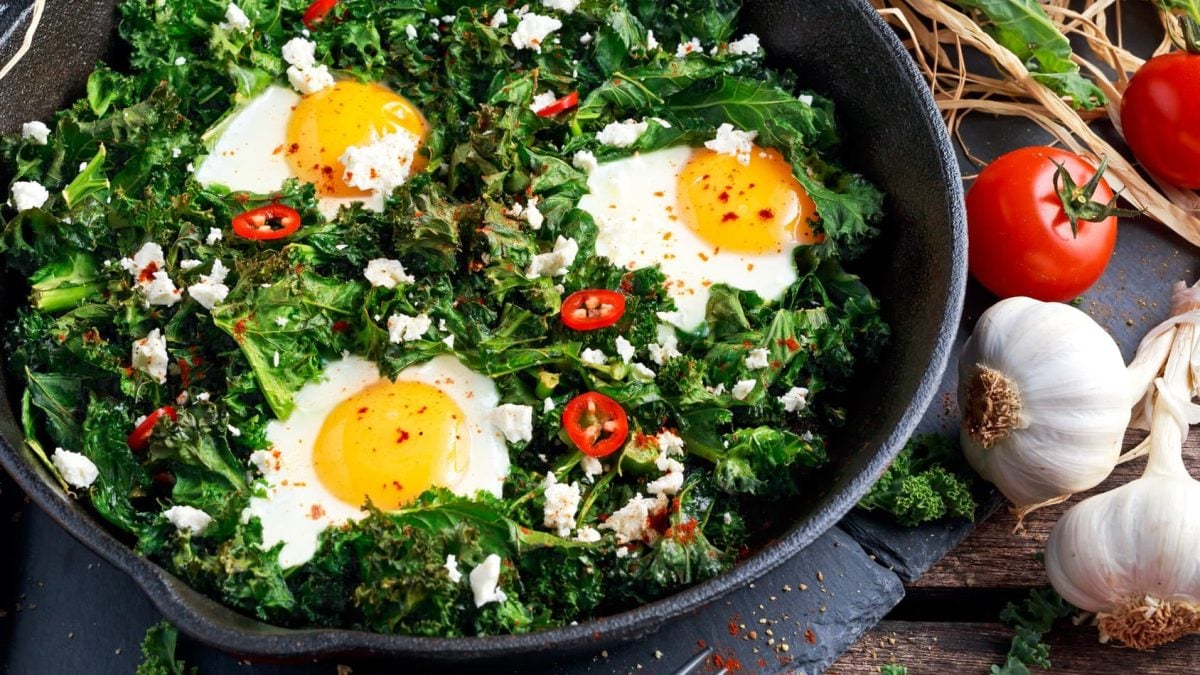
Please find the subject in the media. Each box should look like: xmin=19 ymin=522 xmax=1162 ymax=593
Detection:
xmin=0 ymin=0 xmax=966 ymax=662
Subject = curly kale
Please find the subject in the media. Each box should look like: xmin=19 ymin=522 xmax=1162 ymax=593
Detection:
xmin=991 ymin=589 xmax=1075 ymax=675
xmin=858 ymin=434 xmax=978 ymax=526
xmin=135 ymin=622 xmax=196 ymax=675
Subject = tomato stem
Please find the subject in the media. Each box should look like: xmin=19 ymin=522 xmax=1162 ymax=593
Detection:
xmin=1052 ymin=157 xmax=1143 ymax=237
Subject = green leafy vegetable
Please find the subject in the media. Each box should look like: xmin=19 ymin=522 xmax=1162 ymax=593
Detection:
xmin=858 ymin=434 xmax=977 ymax=526
xmin=135 ymin=621 xmax=196 ymax=675
xmin=991 ymin=588 xmax=1075 ymax=675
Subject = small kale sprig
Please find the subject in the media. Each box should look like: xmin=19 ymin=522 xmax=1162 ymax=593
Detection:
xmin=135 ymin=621 xmax=196 ymax=675
xmin=858 ymin=434 xmax=977 ymax=526
xmin=991 ymin=588 xmax=1075 ymax=675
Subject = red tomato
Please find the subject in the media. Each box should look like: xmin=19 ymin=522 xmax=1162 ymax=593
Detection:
xmin=562 ymin=392 xmax=629 ymax=458
xmin=232 ymin=204 xmax=302 ymax=241
xmin=966 ymin=147 xmax=1118 ymax=302
xmin=1121 ymin=52 xmax=1200 ymax=189
xmin=302 ymin=0 xmax=337 ymax=30
xmin=535 ymin=92 xmax=579 ymax=117
xmin=561 ymin=290 xmax=626 ymax=331
xmin=128 ymin=406 xmax=178 ymax=451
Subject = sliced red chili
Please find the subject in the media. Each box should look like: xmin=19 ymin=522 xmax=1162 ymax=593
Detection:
xmin=535 ymin=91 xmax=579 ymax=117
xmin=232 ymin=204 xmax=302 ymax=241
xmin=128 ymin=406 xmax=178 ymax=452
xmin=302 ymin=0 xmax=337 ymax=30
xmin=563 ymin=392 xmax=629 ymax=458
xmin=561 ymin=289 xmax=626 ymax=331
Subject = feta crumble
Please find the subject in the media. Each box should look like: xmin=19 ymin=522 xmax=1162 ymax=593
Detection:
xmin=705 ymin=123 xmax=759 ymax=166
xmin=601 ymin=493 xmax=667 ymax=544
xmin=405 ymin=24 xmax=418 ymax=39
xmin=144 ymin=271 xmax=183 ymax=307
xmin=21 ymin=121 xmax=50 ymax=145
xmin=543 ymin=397 xmax=555 ymax=414
xmin=727 ymin=33 xmax=761 ymax=55
xmin=249 ymin=449 xmax=273 ymax=475
xmin=174 ymin=56 xmax=187 ymax=66
xmin=489 ymin=8 xmax=508 ymax=27
xmin=52 ymin=448 xmax=99 ymax=489
xmin=647 ymin=457 xmax=685 ymax=496
xmin=575 ymin=527 xmax=601 ymax=543
xmin=542 ymin=473 xmax=581 ymax=536
xmin=645 ymin=30 xmax=659 ymax=51
xmin=490 ymin=404 xmax=534 ymax=443
xmin=530 ymin=90 xmax=558 ymax=113
xmin=655 ymin=310 xmax=684 ymax=327
xmin=580 ymin=348 xmax=607 ymax=365
xmin=780 ymin=386 xmax=810 ymax=413
xmin=630 ymin=362 xmax=656 ymax=382
xmin=511 ymin=12 xmax=561 ymax=53
xmin=469 ymin=554 xmax=508 ymax=607
xmin=444 ymin=554 xmax=463 ymax=583
xmin=579 ymin=32 xmax=593 ymax=45
xmin=188 ymin=259 xmax=230 ymax=310
xmin=206 ymin=228 xmax=223 ymax=245
xmin=799 ymin=94 xmax=814 ymax=106
xmin=675 ymin=37 xmax=702 ymax=58
xmin=527 ymin=236 xmax=578 ymax=278
xmin=731 ymin=379 xmax=757 ymax=401
xmin=572 ymin=149 xmax=599 ymax=173
xmin=164 ymin=505 xmax=213 ymax=535
xmin=511 ymin=196 xmax=543 ymax=230
xmin=581 ymin=455 xmax=604 ymax=482
xmin=648 ymin=330 xmax=681 ymax=366
xmin=10 ymin=181 xmax=49 ymax=211
xmin=132 ymin=329 xmax=169 ymax=384
xmin=340 ymin=129 xmax=421 ymax=195
xmin=364 ymin=258 xmax=415 ymax=288
xmin=657 ymin=430 xmax=685 ymax=457
xmin=542 ymin=0 xmax=580 ymax=13
xmin=220 ymin=3 xmax=251 ymax=31
xmin=614 ymin=336 xmax=636 ymax=363
xmin=387 ymin=312 xmax=432 ymax=343
xmin=179 ymin=259 xmax=203 ymax=271
xmin=744 ymin=347 xmax=771 ymax=371
xmin=595 ymin=119 xmax=648 ymax=148
xmin=281 ymin=37 xmax=317 ymax=68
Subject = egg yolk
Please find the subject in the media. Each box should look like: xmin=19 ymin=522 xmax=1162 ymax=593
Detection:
xmin=285 ymin=81 xmax=428 ymax=198
xmin=676 ymin=146 xmax=819 ymax=254
xmin=312 ymin=380 xmax=469 ymax=509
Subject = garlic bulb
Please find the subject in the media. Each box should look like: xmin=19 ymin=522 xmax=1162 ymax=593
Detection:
xmin=958 ymin=297 xmax=1129 ymax=516
xmin=1046 ymin=294 xmax=1200 ymax=650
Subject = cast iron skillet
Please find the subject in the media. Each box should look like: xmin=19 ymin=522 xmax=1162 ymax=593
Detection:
xmin=0 ymin=0 xmax=966 ymax=663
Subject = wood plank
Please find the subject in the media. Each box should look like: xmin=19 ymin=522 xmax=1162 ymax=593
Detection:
xmin=913 ymin=430 xmax=1200 ymax=590
xmin=828 ymin=620 xmax=1200 ymax=674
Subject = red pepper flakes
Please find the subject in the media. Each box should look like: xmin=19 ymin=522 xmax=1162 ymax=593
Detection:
xmin=331 ymin=320 xmax=351 ymax=333
xmin=804 ymin=627 xmax=817 ymax=644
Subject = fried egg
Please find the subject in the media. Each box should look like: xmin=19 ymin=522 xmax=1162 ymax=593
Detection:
xmin=194 ymin=81 xmax=428 ymax=218
xmin=244 ymin=354 xmax=510 ymax=568
xmin=577 ymin=145 xmax=819 ymax=330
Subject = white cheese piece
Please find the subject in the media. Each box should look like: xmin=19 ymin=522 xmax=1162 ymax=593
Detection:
xmin=657 ymin=430 xmax=685 ymax=457
xmin=744 ymin=347 xmax=771 ymax=371
xmin=489 ymin=8 xmax=508 ymax=27
xmin=526 ymin=236 xmax=578 ymax=278
xmin=541 ymin=0 xmax=580 ymax=13
xmin=405 ymin=23 xmax=418 ymax=39
xmin=521 ymin=197 xmax=544 ymax=230
xmin=143 ymin=271 xmax=183 ymax=307
xmin=287 ymin=64 xmax=334 ymax=94
xmin=10 ymin=181 xmax=49 ymax=211
xmin=174 ymin=56 xmax=187 ymax=66
xmin=387 ymin=312 xmax=432 ymax=343
xmin=510 ymin=12 xmax=561 ymax=52
xmin=575 ymin=526 xmax=601 ymax=543
xmin=164 ymin=505 xmax=213 ymax=535
xmin=490 ymin=404 xmax=534 ymax=443
xmin=339 ymin=129 xmax=421 ymax=195
xmin=179 ymin=259 xmax=203 ymax=271
xmin=780 ymin=386 xmax=810 ymax=413
xmin=580 ymin=455 xmax=604 ymax=482
xmin=281 ymin=37 xmax=317 ymax=68
xmin=645 ymin=30 xmax=659 ymax=51
xmin=727 ymin=33 xmax=761 ymax=55
xmin=675 ymin=37 xmax=701 ymax=58
xmin=21 ymin=121 xmax=50 ymax=145
xmin=542 ymin=473 xmax=581 ymax=536
xmin=188 ymin=259 xmax=230 ymax=310
xmin=572 ymin=150 xmax=599 ymax=174
xmin=444 ymin=554 xmax=463 ymax=583
xmin=630 ymin=362 xmax=656 ymax=382
xmin=52 ymin=448 xmax=98 ymax=489
xmin=530 ymin=91 xmax=558 ymax=113
xmin=580 ymin=348 xmax=607 ymax=366
xmin=206 ymin=228 xmax=223 ymax=245
xmin=220 ymin=3 xmax=251 ymax=30
xmin=614 ymin=336 xmax=636 ymax=363
xmin=799 ymin=94 xmax=815 ymax=106
xmin=595 ymin=119 xmax=648 ymax=148
xmin=364 ymin=258 xmax=415 ymax=288
xmin=731 ymin=379 xmax=757 ymax=401
xmin=469 ymin=554 xmax=508 ymax=607
xmin=601 ymin=493 xmax=667 ymax=544
xmin=543 ymin=397 xmax=555 ymax=414
xmin=704 ymin=123 xmax=759 ymax=166
xmin=647 ymin=457 xmax=685 ymax=496
xmin=132 ymin=329 xmax=169 ymax=384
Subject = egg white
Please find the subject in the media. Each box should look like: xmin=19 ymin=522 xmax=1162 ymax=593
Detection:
xmin=193 ymin=85 xmax=384 ymax=219
xmin=577 ymin=146 xmax=801 ymax=331
xmin=243 ymin=354 xmax=510 ymax=568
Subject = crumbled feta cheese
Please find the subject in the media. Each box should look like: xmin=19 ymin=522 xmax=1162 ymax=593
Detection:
xmin=707 ymin=383 xmax=726 ymax=396
xmin=579 ymin=32 xmax=593 ymax=45
xmin=387 ymin=312 xmax=432 ymax=343
xmin=469 ymin=554 xmax=508 ymax=607
xmin=655 ymin=310 xmax=684 ymax=327
xmin=364 ymin=258 xmax=415 ymax=288
xmin=340 ymin=129 xmax=420 ymax=195
xmin=489 ymin=8 xmax=508 ymax=27
xmin=575 ymin=526 xmax=601 ymax=543
xmin=405 ymin=24 xmax=418 ymax=39
xmin=580 ymin=348 xmax=607 ymax=366
xmin=132 ymin=329 xmax=169 ymax=384
xmin=196 ymin=392 xmax=211 ymax=402
xmin=441 ymin=14 xmax=455 ymax=23
xmin=220 ymin=3 xmax=251 ymax=31
xmin=527 ymin=236 xmax=578 ymax=278
xmin=675 ymin=37 xmax=702 ymax=58
xmin=542 ymin=0 xmax=580 ymax=13
xmin=595 ymin=119 xmax=648 ymax=148
xmin=206 ymin=228 xmax=223 ymax=245
xmin=444 ymin=554 xmax=463 ymax=583
xmin=727 ymin=33 xmax=760 ymax=55
xmin=657 ymin=430 xmax=685 ymax=457
xmin=272 ymin=350 xmax=280 ymax=367
xmin=645 ymin=30 xmax=659 ymax=51
xmin=442 ymin=334 xmax=455 ymax=349
xmin=10 ymin=181 xmax=49 ymax=211
xmin=52 ymin=448 xmax=98 ymax=489
xmin=723 ymin=511 xmax=733 ymax=525
xmin=521 ymin=197 xmax=544 ymax=230
xmin=543 ymin=397 xmax=555 ymax=414
xmin=530 ymin=90 xmax=558 ymax=113
xmin=580 ymin=455 xmax=604 ymax=482
xmin=647 ymin=457 xmax=685 ymax=496
xmin=799 ymin=94 xmax=814 ymax=106
xmin=287 ymin=63 xmax=334 ymax=94
xmin=779 ymin=386 xmax=810 ymax=413
xmin=572 ymin=150 xmax=599 ymax=173
xmin=731 ymin=379 xmax=757 ymax=401
xmin=614 ymin=336 xmax=635 ymax=363
xmin=21 ymin=121 xmax=50 ymax=145
xmin=188 ymin=259 xmax=229 ymax=310
xmin=123 ymin=243 xmax=164 ymax=277
xmin=615 ymin=546 xmax=629 ymax=559
xmin=179 ymin=259 xmax=203 ymax=271
xmin=542 ymin=473 xmax=581 ymax=536
xmin=648 ymin=330 xmax=681 ymax=366
xmin=186 ymin=162 xmax=194 ymax=172
xmin=249 ymin=449 xmax=272 ymax=474
xmin=705 ymin=123 xmax=759 ymax=166
xmin=164 ymin=505 xmax=212 ymax=535
xmin=510 ymin=12 xmax=561 ymax=52
xmin=601 ymin=493 xmax=667 ymax=544
xmin=490 ymin=404 xmax=534 ymax=443
xmin=745 ymin=347 xmax=771 ymax=371
xmin=281 ymin=37 xmax=317 ymax=68
xmin=174 ymin=56 xmax=187 ymax=66
xmin=227 ymin=424 xmax=242 ymax=438
xmin=630 ymin=362 xmax=656 ymax=381
xmin=274 ymin=316 xmax=289 ymax=327
xmin=142 ymin=271 xmax=182 ymax=307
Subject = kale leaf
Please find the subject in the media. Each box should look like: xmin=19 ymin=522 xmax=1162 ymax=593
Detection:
xmin=135 ymin=621 xmax=196 ymax=675
xmin=858 ymin=434 xmax=978 ymax=527
xmin=991 ymin=588 xmax=1075 ymax=675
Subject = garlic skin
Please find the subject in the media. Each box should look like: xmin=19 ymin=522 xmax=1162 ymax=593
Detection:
xmin=958 ymin=297 xmax=1129 ymax=511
